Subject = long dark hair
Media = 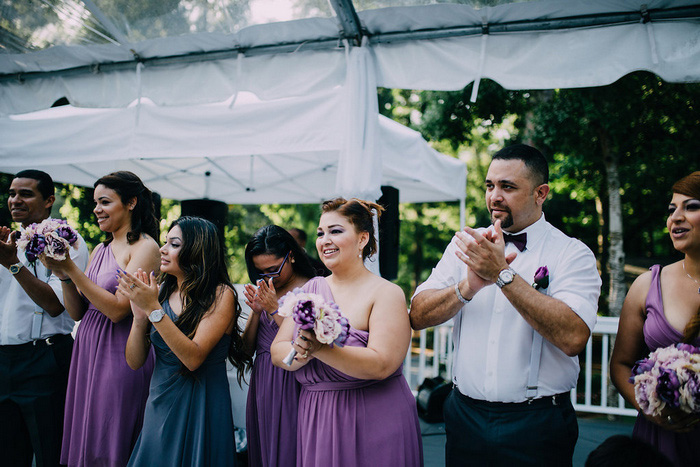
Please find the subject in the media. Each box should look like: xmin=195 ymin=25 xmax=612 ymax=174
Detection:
xmin=94 ymin=171 xmax=159 ymax=245
xmin=672 ymin=171 xmax=700 ymax=344
xmin=244 ymin=225 xmax=317 ymax=283
xmin=158 ymin=216 xmax=251 ymax=383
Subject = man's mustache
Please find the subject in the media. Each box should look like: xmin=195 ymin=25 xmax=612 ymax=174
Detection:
xmin=489 ymin=205 xmax=511 ymax=213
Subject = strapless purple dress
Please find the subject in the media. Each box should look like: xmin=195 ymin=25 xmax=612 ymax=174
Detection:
xmin=294 ymin=277 xmax=423 ymax=467
xmin=61 ymin=243 xmax=154 ymax=467
xmin=632 ymin=264 xmax=700 ymax=466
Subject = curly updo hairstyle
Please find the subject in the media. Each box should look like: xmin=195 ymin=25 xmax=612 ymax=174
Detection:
xmin=321 ymin=198 xmax=385 ymax=260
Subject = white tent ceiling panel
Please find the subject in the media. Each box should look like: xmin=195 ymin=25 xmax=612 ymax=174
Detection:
xmin=0 ymin=90 xmax=466 ymax=205
xmin=1 ymin=48 xmax=348 ymax=114
xmin=372 ymin=21 xmax=700 ymax=91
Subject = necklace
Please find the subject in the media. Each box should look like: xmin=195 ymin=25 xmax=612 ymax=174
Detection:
xmin=682 ymin=260 xmax=700 ymax=294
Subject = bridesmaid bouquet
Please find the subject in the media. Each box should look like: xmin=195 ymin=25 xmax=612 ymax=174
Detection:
xmin=278 ymin=288 xmax=350 ymax=366
xmin=630 ymin=343 xmax=700 ymax=417
xmin=17 ymin=218 xmax=80 ymax=262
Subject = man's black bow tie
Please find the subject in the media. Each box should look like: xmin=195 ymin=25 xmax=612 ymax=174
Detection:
xmin=503 ymin=232 xmax=527 ymax=252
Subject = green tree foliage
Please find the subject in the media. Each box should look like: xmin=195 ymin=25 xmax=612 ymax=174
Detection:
xmin=530 ymin=72 xmax=699 ymax=262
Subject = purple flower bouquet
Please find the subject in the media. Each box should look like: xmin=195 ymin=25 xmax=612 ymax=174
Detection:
xmin=278 ymin=288 xmax=350 ymax=366
xmin=16 ymin=218 xmax=80 ymax=262
xmin=630 ymin=343 xmax=700 ymax=417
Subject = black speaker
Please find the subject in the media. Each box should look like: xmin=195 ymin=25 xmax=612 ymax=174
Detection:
xmin=180 ymin=199 xmax=228 ymax=246
xmin=378 ymin=186 xmax=399 ymax=280
xmin=416 ymin=376 xmax=452 ymax=423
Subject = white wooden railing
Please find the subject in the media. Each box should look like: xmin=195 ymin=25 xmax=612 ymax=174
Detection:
xmin=403 ymin=316 xmax=637 ymax=417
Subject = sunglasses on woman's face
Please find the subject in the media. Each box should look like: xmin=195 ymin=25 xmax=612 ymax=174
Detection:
xmin=259 ymin=251 xmax=291 ymax=279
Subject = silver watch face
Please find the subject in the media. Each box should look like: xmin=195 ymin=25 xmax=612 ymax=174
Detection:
xmin=500 ymin=269 xmax=515 ymax=282
xmin=149 ymin=309 xmax=165 ymax=323
xmin=497 ymin=268 xmax=515 ymax=287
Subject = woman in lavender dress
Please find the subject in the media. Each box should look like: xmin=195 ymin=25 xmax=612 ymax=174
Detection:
xmin=44 ymin=172 xmax=160 ymax=466
xmin=611 ymin=171 xmax=700 ymax=466
xmin=271 ymin=198 xmax=423 ymax=467
xmin=242 ymin=225 xmax=316 ymax=466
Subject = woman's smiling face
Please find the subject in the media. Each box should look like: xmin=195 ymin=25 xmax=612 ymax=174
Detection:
xmin=93 ymin=184 xmax=132 ymax=233
xmin=316 ymin=211 xmax=367 ymax=269
xmin=667 ymin=193 xmax=700 ymax=254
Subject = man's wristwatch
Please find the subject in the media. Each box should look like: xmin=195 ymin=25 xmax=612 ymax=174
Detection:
xmin=496 ymin=267 xmax=517 ymax=288
xmin=9 ymin=262 xmax=23 ymax=275
xmin=148 ymin=309 xmax=165 ymax=323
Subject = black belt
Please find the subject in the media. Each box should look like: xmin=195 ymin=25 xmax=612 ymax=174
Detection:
xmin=455 ymin=388 xmax=570 ymax=411
xmin=1 ymin=334 xmax=72 ymax=351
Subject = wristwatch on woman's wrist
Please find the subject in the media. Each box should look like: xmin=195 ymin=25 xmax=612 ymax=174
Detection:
xmin=148 ymin=309 xmax=165 ymax=323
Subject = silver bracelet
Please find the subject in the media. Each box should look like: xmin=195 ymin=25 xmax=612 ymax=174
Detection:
xmin=454 ymin=282 xmax=470 ymax=304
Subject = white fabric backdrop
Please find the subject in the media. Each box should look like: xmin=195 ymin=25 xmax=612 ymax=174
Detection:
xmin=0 ymin=89 xmax=466 ymax=205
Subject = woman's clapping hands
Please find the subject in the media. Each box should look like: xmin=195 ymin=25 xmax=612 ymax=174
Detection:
xmin=117 ymin=268 xmax=159 ymax=322
xmin=243 ymin=278 xmax=278 ymax=316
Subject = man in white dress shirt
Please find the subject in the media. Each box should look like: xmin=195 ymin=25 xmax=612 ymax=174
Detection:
xmin=410 ymin=145 xmax=601 ymax=466
xmin=0 ymin=170 xmax=88 ymax=467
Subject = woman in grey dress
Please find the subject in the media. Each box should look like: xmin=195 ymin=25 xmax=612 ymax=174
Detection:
xmin=118 ymin=216 xmax=251 ymax=466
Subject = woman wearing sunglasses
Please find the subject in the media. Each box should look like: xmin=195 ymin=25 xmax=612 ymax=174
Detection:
xmin=243 ymin=225 xmax=317 ymax=467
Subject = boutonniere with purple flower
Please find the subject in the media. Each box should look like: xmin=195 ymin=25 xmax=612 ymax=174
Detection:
xmin=532 ymin=266 xmax=549 ymax=290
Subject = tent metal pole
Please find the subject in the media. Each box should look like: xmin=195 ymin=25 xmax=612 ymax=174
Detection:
xmin=370 ymin=6 xmax=700 ymax=44
xmin=329 ymin=0 xmax=364 ymax=44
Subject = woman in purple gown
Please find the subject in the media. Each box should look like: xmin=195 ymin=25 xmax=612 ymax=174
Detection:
xmin=611 ymin=171 xmax=700 ymax=466
xmin=271 ymin=198 xmax=423 ymax=467
xmin=242 ymin=225 xmax=316 ymax=466
xmin=44 ymin=172 xmax=161 ymax=466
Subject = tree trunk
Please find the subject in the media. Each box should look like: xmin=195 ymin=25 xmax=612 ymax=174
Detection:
xmin=598 ymin=128 xmax=626 ymax=318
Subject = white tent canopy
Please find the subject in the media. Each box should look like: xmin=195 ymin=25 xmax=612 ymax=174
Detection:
xmin=0 ymin=88 xmax=466 ymax=205
xmin=1 ymin=0 xmax=699 ymax=115
xmin=1 ymin=0 xmax=699 ymax=205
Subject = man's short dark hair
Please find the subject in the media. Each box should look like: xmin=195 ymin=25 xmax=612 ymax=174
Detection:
xmin=492 ymin=144 xmax=549 ymax=186
xmin=14 ymin=169 xmax=55 ymax=200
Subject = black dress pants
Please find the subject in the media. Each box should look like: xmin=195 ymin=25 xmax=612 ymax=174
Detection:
xmin=0 ymin=335 xmax=73 ymax=467
xmin=444 ymin=388 xmax=578 ymax=467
